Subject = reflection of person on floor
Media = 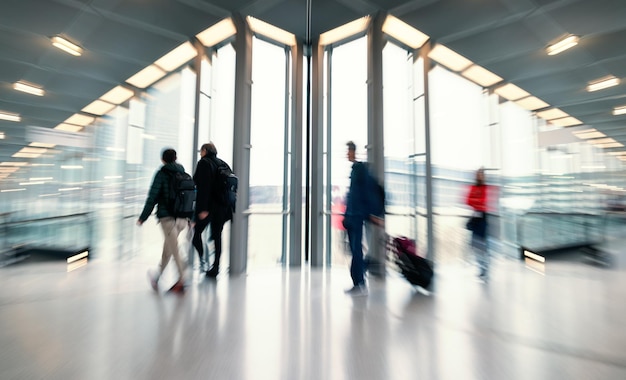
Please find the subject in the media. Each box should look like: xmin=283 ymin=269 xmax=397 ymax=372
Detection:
xmin=342 ymin=141 xmax=370 ymax=296
xmin=466 ymin=168 xmax=489 ymax=282
xmin=137 ymin=148 xmax=189 ymax=293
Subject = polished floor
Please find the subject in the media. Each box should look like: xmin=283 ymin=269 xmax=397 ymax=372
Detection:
xmin=1 ymin=246 xmax=625 ymax=380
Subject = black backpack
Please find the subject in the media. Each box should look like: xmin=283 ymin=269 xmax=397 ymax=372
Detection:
xmin=209 ymin=157 xmax=238 ymax=219
xmin=364 ymin=163 xmax=385 ymax=218
xmin=162 ymin=168 xmax=196 ymax=218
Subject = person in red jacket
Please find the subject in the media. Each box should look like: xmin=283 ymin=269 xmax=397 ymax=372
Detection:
xmin=466 ymin=168 xmax=489 ymax=282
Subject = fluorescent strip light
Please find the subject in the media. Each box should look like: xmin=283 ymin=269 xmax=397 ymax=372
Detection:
xmin=12 ymin=153 xmax=42 ymax=158
xmin=549 ymin=116 xmax=582 ymax=127
xmin=536 ymin=108 xmax=569 ymax=120
xmin=29 ymin=142 xmax=56 ymax=148
xmin=595 ymin=142 xmax=624 ymax=149
xmin=427 ymin=44 xmax=473 ymax=72
xmin=515 ymin=96 xmax=549 ymax=111
xmin=461 ymin=65 xmax=503 ymax=87
xmin=154 ymin=41 xmax=197 ymax=72
xmin=0 ymin=111 xmax=21 ymax=122
xmin=248 ymin=16 xmax=297 ymax=46
xmin=574 ymin=131 xmax=606 ymax=139
xmin=82 ymin=100 xmax=116 ymax=116
xmin=318 ymin=16 xmax=370 ymax=46
xmin=524 ymin=250 xmax=545 ymax=263
xmin=0 ymin=132 xmax=4 ymax=140
xmin=0 ymin=162 xmax=28 ymax=166
xmin=126 ymin=65 xmax=167 ymax=89
xmin=51 ymin=35 xmax=83 ymax=56
xmin=18 ymin=147 xmax=47 ymax=154
xmin=613 ymin=105 xmax=626 ymax=116
xmin=55 ymin=123 xmax=83 ymax=132
xmin=589 ymin=138 xmax=617 ymax=145
xmin=14 ymin=81 xmax=45 ymax=96
xmin=494 ymin=83 xmax=530 ymax=101
xmin=64 ymin=114 xmax=95 ymax=126
xmin=587 ymin=76 xmax=620 ymax=92
xmin=196 ymin=18 xmax=237 ymax=47
xmin=546 ymin=35 xmax=579 ymax=56
xmin=382 ymin=15 xmax=429 ymax=49
xmin=607 ymin=151 xmax=626 ymax=156
xmin=100 ymin=86 xmax=134 ymax=105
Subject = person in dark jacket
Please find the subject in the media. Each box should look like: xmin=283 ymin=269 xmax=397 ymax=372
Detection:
xmin=193 ymin=142 xmax=231 ymax=278
xmin=137 ymin=148 xmax=189 ymax=293
xmin=343 ymin=141 xmax=370 ymax=296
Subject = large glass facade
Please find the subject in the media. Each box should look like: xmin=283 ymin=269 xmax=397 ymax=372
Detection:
xmin=3 ymin=15 xmax=625 ymax=273
xmin=248 ymin=37 xmax=291 ymax=270
xmin=324 ymin=36 xmax=368 ymax=267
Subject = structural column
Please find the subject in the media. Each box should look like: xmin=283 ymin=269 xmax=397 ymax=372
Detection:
xmin=366 ymin=12 xmax=386 ymax=276
xmin=230 ymin=14 xmax=253 ymax=275
xmin=309 ymin=41 xmax=325 ymax=267
xmin=289 ymin=42 xmax=304 ymax=266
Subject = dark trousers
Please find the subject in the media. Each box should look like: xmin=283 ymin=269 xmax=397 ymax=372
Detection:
xmin=344 ymin=216 xmax=366 ymax=286
xmin=192 ymin=214 xmax=226 ymax=269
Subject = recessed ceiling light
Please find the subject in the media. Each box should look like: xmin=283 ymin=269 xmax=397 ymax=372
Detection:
xmin=536 ymin=108 xmax=569 ymax=120
xmin=318 ymin=16 xmax=369 ymax=47
xmin=613 ymin=105 xmax=626 ymax=116
xmin=0 ymin=111 xmax=21 ymax=122
xmin=64 ymin=114 xmax=95 ymax=126
xmin=515 ymin=96 xmax=549 ymax=111
xmin=13 ymin=81 xmax=45 ymax=96
xmin=546 ymin=35 xmax=579 ymax=56
xmin=100 ymin=86 xmax=134 ymax=105
xmin=196 ymin=18 xmax=237 ymax=47
xmin=82 ymin=100 xmax=116 ymax=116
xmin=461 ymin=65 xmax=503 ymax=87
xmin=587 ymin=76 xmax=620 ymax=92
xmin=126 ymin=65 xmax=167 ymax=89
xmin=428 ymin=44 xmax=473 ymax=72
xmin=154 ymin=41 xmax=198 ymax=72
xmin=382 ymin=15 xmax=429 ymax=49
xmin=55 ymin=124 xmax=83 ymax=132
xmin=494 ymin=83 xmax=530 ymax=101
xmin=550 ymin=116 xmax=583 ymax=127
xmin=51 ymin=35 xmax=83 ymax=56
xmin=248 ymin=16 xmax=297 ymax=46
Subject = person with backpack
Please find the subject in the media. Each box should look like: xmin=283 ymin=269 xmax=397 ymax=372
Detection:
xmin=137 ymin=148 xmax=192 ymax=293
xmin=342 ymin=141 xmax=384 ymax=296
xmin=192 ymin=142 xmax=235 ymax=278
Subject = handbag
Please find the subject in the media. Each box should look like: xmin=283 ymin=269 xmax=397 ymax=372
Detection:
xmin=466 ymin=216 xmax=480 ymax=232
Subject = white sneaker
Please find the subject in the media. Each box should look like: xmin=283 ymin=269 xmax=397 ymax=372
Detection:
xmin=345 ymin=284 xmax=368 ymax=296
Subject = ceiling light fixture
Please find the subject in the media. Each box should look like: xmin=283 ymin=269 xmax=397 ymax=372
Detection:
xmin=494 ymin=83 xmax=530 ymax=101
xmin=51 ymin=35 xmax=83 ymax=56
xmin=515 ymin=96 xmax=549 ymax=111
xmin=154 ymin=41 xmax=198 ymax=72
xmin=587 ymin=76 xmax=620 ymax=92
xmin=549 ymin=116 xmax=583 ymax=127
xmin=82 ymin=100 xmax=116 ymax=116
xmin=55 ymin=123 xmax=83 ymax=132
xmin=546 ymin=35 xmax=579 ymax=56
xmin=536 ymin=108 xmax=569 ymax=120
xmin=0 ymin=111 xmax=21 ymax=122
xmin=613 ymin=105 xmax=626 ymax=116
xmin=126 ymin=65 xmax=167 ymax=89
xmin=196 ymin=18 xmax=237 ymax=47
xmin=14 ymin=81 xmax=45 ymax=96
xmin=461 ymin=65 xmax=503 ymax=87
xmin=101 ymin=86 xmax=134 ymax=105
xmin=64 ymin=114 xmax=95 ymax=126
xmin=428 ymin=44 xmax=473 ymax=72
xmin=248 ymin=16 xmax=297 ymax=46
xmin=318 ymin=16 xmax=370 ymax=46
xmin=382 ymin=15 xmax=429 ymax=49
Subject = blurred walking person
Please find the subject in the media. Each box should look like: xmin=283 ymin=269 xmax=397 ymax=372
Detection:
xmin=138 ymin=148 xmax=190 ymax=293
xmin=466 ymin=168 xmax=489 ymax=282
